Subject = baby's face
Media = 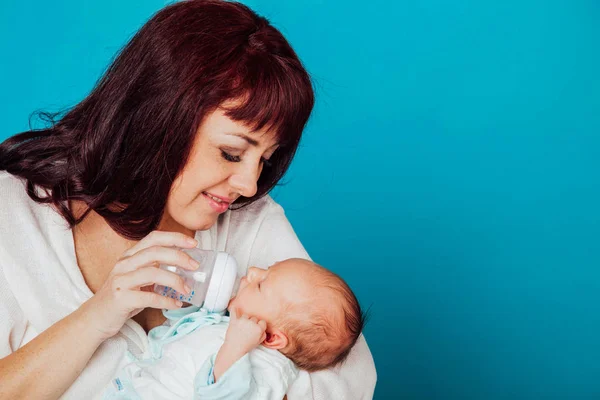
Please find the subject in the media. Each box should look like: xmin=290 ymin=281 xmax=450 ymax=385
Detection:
xmin=228 ymin=259 xmax=315 ymax=326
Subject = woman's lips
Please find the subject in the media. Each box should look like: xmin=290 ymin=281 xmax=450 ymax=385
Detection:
xmin=202 ymin=192 xmax=230 ymax=213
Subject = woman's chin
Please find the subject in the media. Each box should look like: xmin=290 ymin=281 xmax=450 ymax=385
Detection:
xmin=181 ymin=215 xmax=218 ymax=233
xmin=160 ymin=209 xmax=217 ymax=234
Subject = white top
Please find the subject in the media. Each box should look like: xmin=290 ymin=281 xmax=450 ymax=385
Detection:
xmin=0 ymin=172 xmax=377 ymax=399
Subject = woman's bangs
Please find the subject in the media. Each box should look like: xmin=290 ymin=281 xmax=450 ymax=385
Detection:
xmin=222 ymin=56 xmax=313 ymax=147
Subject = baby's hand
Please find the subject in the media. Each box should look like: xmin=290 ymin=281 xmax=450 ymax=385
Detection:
xmin=214 ymin=310 xmax=267 ymax=381
xmin=223 ymin=308 xmax=267 ymax=357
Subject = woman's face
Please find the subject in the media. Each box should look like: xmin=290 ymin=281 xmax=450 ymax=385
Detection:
xmin=163 ymin=107 xmax=279 ymax=234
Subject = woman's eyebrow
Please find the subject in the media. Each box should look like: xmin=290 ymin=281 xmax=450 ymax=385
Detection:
xmin=227 ymin=132 xmax=259 ymax=146
xmin=227 ymin=132 xmax=280 ymax=150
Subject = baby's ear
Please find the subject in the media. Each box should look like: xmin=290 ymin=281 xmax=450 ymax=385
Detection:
xmin=262 ymin=328 xmax=288 ymax=350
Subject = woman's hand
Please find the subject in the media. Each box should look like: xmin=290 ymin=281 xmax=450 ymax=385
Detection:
xmin=79 ymin=231 xmax=201 ymax=341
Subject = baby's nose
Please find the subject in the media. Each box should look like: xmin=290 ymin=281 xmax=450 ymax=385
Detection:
xmin=247 ymin=266 xmax=259 ymax=281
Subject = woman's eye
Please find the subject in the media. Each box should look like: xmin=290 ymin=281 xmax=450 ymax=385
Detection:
xmin=221 ymin=150 xmax=241 ymax=163
xmin=222 ymin=149 xmax=273 ymax=167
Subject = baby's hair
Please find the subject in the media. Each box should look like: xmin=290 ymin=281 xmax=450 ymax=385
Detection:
xmin=278 ymin=262 xmax=367 ymax=372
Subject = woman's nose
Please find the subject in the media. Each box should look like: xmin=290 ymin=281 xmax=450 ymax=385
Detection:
xmin=229 ymin=168 xmax=260 ymax=198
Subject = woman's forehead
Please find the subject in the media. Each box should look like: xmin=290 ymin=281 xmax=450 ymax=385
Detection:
xmin=219 ymin=97 xmax=286 ymax=145
xmin=207 ymin=108 xmax=280 ymax=147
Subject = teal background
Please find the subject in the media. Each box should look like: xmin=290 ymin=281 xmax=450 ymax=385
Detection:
xmin=1 ymin=1 xmax=599 ymax=399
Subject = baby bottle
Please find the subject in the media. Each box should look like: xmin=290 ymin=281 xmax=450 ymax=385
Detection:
xmin=153 ymin=248 xmax=239 ymax=312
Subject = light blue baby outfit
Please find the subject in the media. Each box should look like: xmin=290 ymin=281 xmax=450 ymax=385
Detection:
xmin=103 ymin=307 xmax=298 ymax=400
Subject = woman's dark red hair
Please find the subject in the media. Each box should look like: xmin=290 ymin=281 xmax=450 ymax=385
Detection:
xmin=0 ymin=0 xmax=314 ymax=239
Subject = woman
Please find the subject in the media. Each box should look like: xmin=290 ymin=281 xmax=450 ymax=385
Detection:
xmin=0 ymin=1 xmax=376 ymax=399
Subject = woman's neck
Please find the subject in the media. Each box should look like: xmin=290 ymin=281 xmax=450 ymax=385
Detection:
xmin=70 ymin=201 xmax=195 ymax=293
xmin=70 ymin=200 xmax=189 ymax=332
xmin=157 ymin=213 xmax=195 ymax=238
xmin=71 ymin=201 xmax=135 ymax=293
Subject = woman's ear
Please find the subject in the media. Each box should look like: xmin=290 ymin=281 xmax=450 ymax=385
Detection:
xmin=262 ymin=328 xmax=288 ymax=350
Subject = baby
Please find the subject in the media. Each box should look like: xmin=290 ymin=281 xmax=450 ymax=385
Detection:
xmin=103 ymin=258 xmax=365 ymax=400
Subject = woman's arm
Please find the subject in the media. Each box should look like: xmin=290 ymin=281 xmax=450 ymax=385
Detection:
xmin=0 ymin=231 xmax=202 ymax=399
xmin=0 ymin=264 xmax=101 ymax=400
xmin=0 ymin=304 xmax=106 ymax=399
xmin=288 ymin=335 xmax=377 ymax=399
xmin=229 ymin=197 xmax=377 ymax=399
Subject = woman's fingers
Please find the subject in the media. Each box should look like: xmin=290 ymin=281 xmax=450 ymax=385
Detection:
xmin=116 ymin=266 xmax=190 ymax=296
xmin=128 ymin=290 xmax=184 ymax=310
xmin=115 ymin=246 xmax=200 ymax=274
xmin=122 ymin=230 xmax=197 ymax=258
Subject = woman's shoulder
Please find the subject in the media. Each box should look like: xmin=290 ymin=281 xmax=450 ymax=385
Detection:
xmin=0 ymin=172 xmax=32 ymax=212
xmin=238 ymin=194 xmax=282 ymax=214
xmin=0 ymin=170 xmax=26 ymax=189
xmin=219 ymin=194 xmax=309 ymax=268
xmin=226 ymin=195 xmax=284 ymax=227
xmin=0 ymin=172 xmax=63 ymax=243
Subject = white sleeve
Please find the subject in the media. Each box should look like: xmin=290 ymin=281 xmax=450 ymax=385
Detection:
xmin=247 ymin=201 xmax=378 ymax=400
xmin=0 ymin=264 xmax=27 ymax=358
xmin=194 ymin=353 xmax=255 ymax=399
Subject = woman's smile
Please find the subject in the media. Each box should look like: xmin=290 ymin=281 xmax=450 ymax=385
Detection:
xmin=202 ymin=191 xmax=232 ymax=213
